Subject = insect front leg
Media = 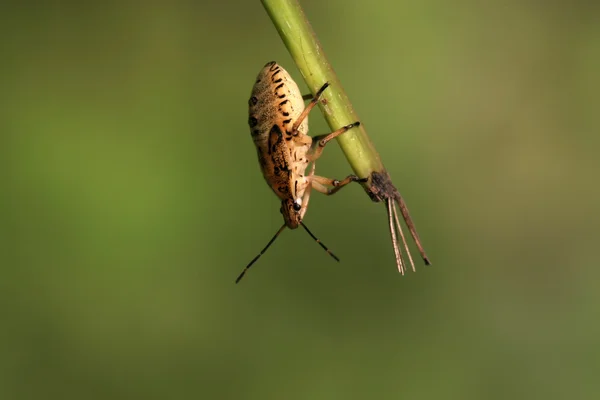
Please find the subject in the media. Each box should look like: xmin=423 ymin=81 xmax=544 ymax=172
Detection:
xmin=307 ymin=121 xmax=361 ymax=163
xmin=311 ymin=174 xmax=368 ymax=196
xmin=299 ymin=163 xmax=317 ymax=220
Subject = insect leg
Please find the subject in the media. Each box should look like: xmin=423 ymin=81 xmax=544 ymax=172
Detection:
xmin=307 ymin=121 xmax=361 ymax=162
xmin=297 ymin=165 xmax=339 ymax=263
xmin=311 ymin=174 xmax=368 ymax=196
xmin=299 ymin=163 xmax=316 ymax=220
xmin=291 ymin=82 xmax=330 ymax=134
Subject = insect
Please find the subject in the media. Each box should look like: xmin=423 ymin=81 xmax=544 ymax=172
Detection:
xmin=236 ymin=61 xmax=365 ymax=283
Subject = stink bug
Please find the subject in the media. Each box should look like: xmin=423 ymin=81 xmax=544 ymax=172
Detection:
xmin=236 ymin=61 xmax=364 ymax=283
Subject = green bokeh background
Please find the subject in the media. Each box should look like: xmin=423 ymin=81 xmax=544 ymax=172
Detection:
xmin=1 ymin=1 xmax=599 ymax=399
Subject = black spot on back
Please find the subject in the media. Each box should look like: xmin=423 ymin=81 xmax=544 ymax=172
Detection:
xmin=268 ymin=124 xmax=283 ymax=155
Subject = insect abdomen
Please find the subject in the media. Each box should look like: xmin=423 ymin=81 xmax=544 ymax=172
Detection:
xmin=248 ymin=61 xmax=307 ymax=142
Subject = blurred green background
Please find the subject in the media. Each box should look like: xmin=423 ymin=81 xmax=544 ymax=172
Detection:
xmin=1 ymin=1 xmax=599 ymax=399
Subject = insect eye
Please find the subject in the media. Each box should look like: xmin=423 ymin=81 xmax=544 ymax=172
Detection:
xmin=293 ymin=203 xmax=301 ymax=211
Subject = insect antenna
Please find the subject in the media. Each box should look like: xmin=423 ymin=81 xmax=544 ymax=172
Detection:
xmin=300 ymin=221 xmax=340 ymax=262
xmin=236 ymin=224 xmax=286 ymax=284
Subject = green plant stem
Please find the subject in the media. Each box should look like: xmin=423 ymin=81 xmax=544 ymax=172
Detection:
xmin=261 ymin=0 xmax=432 ymax=269
xmin=261 ymin=0 xmax=385 ymax=189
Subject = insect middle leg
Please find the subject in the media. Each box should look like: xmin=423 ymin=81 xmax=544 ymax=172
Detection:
xmin=311 ymin=174 xmax=368 ymax=196
xmin=307 ymin=121 xmax=361 ymax=162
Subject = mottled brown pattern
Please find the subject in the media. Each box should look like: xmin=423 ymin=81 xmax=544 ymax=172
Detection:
xmin=248 ymin=62 xmax=311 ymax=228
xmin=236 ymin=62 xmax=364 ymax=283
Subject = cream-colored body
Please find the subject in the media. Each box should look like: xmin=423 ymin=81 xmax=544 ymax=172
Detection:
xmin=248 ymin=61 xmax=312 ymax=223
xmin=236 ymin=61 xmax=362 ymax=283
